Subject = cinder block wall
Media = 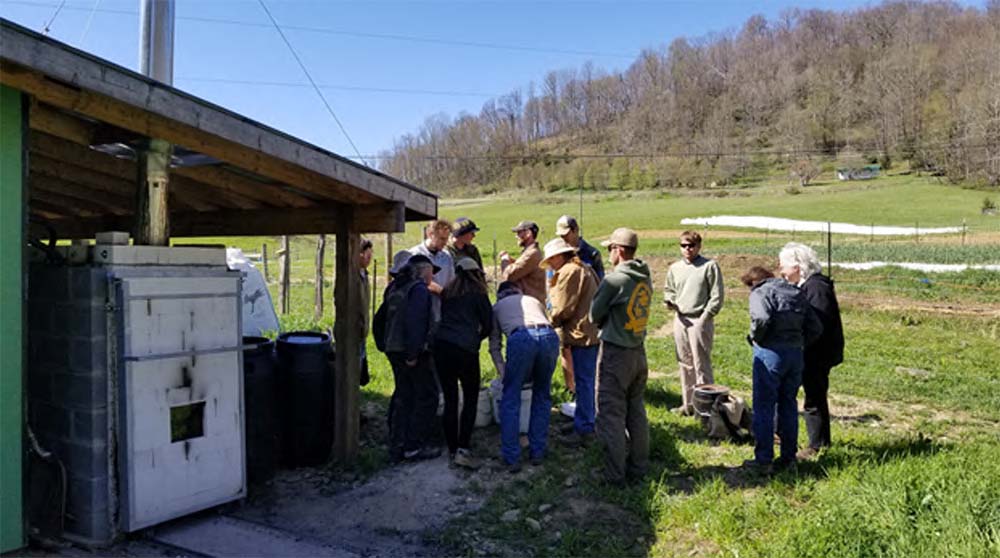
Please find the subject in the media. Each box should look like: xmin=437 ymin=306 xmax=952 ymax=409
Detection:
xmin=27 ymin=264 xmax=114 ymax=546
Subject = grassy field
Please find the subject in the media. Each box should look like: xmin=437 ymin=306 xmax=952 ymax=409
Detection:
xmin=188 ymin=174 xmax=999 ymax=557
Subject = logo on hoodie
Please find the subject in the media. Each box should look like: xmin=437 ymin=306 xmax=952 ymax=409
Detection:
xmin=624 ymin=282 xmax=651 ymax=334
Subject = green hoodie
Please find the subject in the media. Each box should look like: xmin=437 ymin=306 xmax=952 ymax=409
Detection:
xmin=589 ymin=259 xmax=653 ymax=348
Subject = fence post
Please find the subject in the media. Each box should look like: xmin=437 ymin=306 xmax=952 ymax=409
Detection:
xmin=962 ymin=219 xmax=967 ymax=246
xmin=314 ymin=234 xmax=326 ymax=320
xmin=279 ymin=235 xmax=290 ymax=315
xmin=385 ymin=233 xmax=394 ymax=280
xmin=827 ymin=221 xmax=832 ymax=279
xmin=262 ymin=243 xmax=269 ymax=282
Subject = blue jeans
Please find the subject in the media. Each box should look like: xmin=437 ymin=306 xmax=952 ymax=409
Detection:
xmin=500 ymin=327 xmax=560 ymax=465
xmin=751 ymin=344 xmax=803 ymax=464
xmin=571 ymin=345 xmax=599 ymax=434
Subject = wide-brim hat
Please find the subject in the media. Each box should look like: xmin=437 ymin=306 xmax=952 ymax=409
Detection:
xmin=600 ymin=227 xmax=639 ymax=249
xmin=406 ymin=253 xmax=442 ymax=274
xmin=540 ymin=237 xmax=577 ymax=268
xmin=453 ymin=217 xmax=480 ymax=237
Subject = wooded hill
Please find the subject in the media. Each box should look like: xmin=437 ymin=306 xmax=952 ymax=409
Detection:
xmin=378 ymin=1 xmax=1000 ymax=194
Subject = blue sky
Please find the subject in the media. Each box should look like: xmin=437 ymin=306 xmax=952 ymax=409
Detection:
xmin=0 ymin=0 xmax=988 ymax=163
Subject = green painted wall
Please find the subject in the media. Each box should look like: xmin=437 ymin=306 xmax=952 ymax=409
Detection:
xmin=0 ymin=84 xmax=25 ymax=553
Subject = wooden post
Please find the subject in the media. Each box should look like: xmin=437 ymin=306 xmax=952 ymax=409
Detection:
xmin=385 ymin=232 xmax=394 ymax=280
xmin=314 ymin=234 xmax=326 ymax=320
xmin=333 ymin=214 xmax=361 ymax=463
xmin=279 ymin=235 xmax=290 ymax=314
xmin=262 ymin=243 xmax=269 ymax=282
xmin=134 ymin=138 xmax=172 ymax=245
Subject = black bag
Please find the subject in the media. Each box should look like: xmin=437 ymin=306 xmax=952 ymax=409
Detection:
xmin=372 ymin=301 xmax=388 ymax=353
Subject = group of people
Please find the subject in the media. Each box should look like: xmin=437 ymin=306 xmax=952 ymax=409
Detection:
xmin=662 ymin=232 xmax=844 ymax=473
xmin=371 ymin=216 xmax=651 ymax=485
xmin=367 ymin=215 xmax=845 ymax=482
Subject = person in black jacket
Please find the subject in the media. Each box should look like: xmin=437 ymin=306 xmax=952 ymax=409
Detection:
xmin=379 ymin=254 xmax=442 ymax=462
xmin=779 ymin=243 xmax=845 ymax=459
xmin=433 ymin=258 xmax=493 ymax=468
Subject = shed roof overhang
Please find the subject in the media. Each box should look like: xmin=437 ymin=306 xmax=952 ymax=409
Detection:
xmin=0 ymin=18 xmax=437 ymax=238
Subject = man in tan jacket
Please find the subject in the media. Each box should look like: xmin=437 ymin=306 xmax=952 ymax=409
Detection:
xmin=541 ymin=238 xmax=600 ymax=446
xmin=499 ymin=220 xmax=546 ymax=303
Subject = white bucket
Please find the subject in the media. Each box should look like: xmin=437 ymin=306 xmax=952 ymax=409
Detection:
xmin=474 ymin=388 xmax=493 ymax=428
xmin=489 ymin=379 xmax=532 ymax=433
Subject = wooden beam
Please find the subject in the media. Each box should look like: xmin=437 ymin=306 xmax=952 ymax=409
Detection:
xmin=0 ymin=30 xmax=437 ymax=218
xmin=38 ymin=202 xmax=404 ymax=238
xmin=30 ymin=173 xmax=132 ymax=214
xmin=173 ymin=165 xmax=314 ymax=209
xmin=332 ymin=212 xmax=361 ymax=463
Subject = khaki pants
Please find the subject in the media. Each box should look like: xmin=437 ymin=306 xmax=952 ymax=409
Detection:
xmin=595 ymin=342 xmax=649 ymax=483
xmin=673 ymin=314 xmax=714 ymax=410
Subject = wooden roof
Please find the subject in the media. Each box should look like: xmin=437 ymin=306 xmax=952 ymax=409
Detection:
xmin=0 ymin=18 xmax=437 ymax=238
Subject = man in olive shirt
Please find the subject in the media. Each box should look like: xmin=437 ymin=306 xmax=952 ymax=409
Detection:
xmin=448 ymin=217 xmax=484 ymax=270
xmin=591 ymin=228 xmax=653 ymax=485
xmin=663 ymin=231 xmax=725 ymax=416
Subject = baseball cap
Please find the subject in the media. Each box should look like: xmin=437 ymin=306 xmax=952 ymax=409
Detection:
xmin=454 ymin=257 xmax=481 ymax=272
xmin=600 ymin=228 xmax=639 ymax=249
xmin=555 ymin=215 xmax=578 ymax=236
xmin=453 ymin=217 xmax=480 ymax=237
xmin=511 ymin=220 xmax=538 ymax=233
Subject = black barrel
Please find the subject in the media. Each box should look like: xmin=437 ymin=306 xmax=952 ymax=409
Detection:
xmin=242 ymin=336 xmax=278 ymax=484
xmin=276 ymin=332 xmax=334 ymax=467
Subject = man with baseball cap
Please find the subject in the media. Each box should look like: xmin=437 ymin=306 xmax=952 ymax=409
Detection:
xmin=556 ymin=215 xmax=604 ymax=279
xmin=541 ymin=238 xmax=600 ymax=447
xmin=499 ymin=220 xmax=546 ymax=303
xmin=448 ymin=217 xmax=484 ymax=270
xmin=590 ymin=227 xmax=653 ymax=485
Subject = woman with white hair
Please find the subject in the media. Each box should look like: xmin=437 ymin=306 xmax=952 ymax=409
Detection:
xmin=778 ymin=242 xmax=845 ymax=460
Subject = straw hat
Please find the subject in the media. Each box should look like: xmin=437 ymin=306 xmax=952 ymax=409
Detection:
xmin=540 ymin=237 xmax=577 ymax=268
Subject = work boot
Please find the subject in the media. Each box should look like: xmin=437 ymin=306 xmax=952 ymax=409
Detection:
xmin=507 ymin=460 xmax=523 ymax=474
xmin=561 ymin=431 xmax=594 ymax=448
xmin=741 ymin=459 xmax=773 ymax=476
xmin=404 ymin=446 xmax=442 ymax=461
xmin=774 ymin=457 xmax=798 ymax=475
xmin=453 ymin=448 xmax=481 ymax=470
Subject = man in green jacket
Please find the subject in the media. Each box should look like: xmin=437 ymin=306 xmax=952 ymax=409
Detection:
xmin=590 ymin=228 xmax=653 ymax=485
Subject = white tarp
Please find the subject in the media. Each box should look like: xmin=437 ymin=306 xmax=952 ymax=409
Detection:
xmin=226 ymin=248 xmax=280 ymax=336
xmin=680 ymin=215 xmax=961 ymax=236
xmin=832 ymin=261 xmax=1000 ymax=273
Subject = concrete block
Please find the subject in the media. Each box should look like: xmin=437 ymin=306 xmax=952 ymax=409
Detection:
xmin=67 ymin=304 xmax=105 ymax=341
xmin=69 ymin=336 xmax=108 ymax=376
xmin=66 ymin=474 xmax=110 ymax=515
xmin=28 ymin=400 xmax=71 ymax=438
xmin=72 ymin=408 xmax=109 ymax=443
xmin=29 ymin=264 xmax=71 ymax=302
xmin=27 ymin=365 xmax=53 ymax=403
xmin=63 ymin=506 xmax=112 ymax=545
xmin=52 ymin=371 xmax=107 ymax=410
xmin=59 ymin=438 xmax=109 ymax=480
xmin=32 ymin=335 xmax=70 ymax=369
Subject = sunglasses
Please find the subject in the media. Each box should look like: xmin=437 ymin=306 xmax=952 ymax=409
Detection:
xmin=680 ymin=243 xmax=697 ymax=248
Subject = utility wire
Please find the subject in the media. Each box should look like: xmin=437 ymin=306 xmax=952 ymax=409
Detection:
xmin=257 ymin=0 xmax=368 ymax=167
xmin=76 ymin=0 xmax=99 ymax=46
xmin=40 ymin=0 xmax=66 ymax=35
xmin=175 ymin=76 xmax=495 ymax=98
xmin=4 ymin=0 xmax=634 ymax=58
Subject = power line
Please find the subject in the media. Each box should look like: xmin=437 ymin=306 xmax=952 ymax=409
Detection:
xmin=257 ymin=0 xmax=368 ymax=167
xmin=175 ymin=76 xmax=495 ymax=98
xmin=3 ymin=0 xmax=635 ymax=59
xmin=76 ymin=0 xmax=99 ymax=46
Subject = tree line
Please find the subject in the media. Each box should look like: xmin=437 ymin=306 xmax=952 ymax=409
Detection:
xmin=378 ymin=1 xmax=1000 ymax=193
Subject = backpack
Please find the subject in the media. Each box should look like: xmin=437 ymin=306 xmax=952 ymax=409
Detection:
xmin=704 ymin=394 xmax=753 ymax=443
